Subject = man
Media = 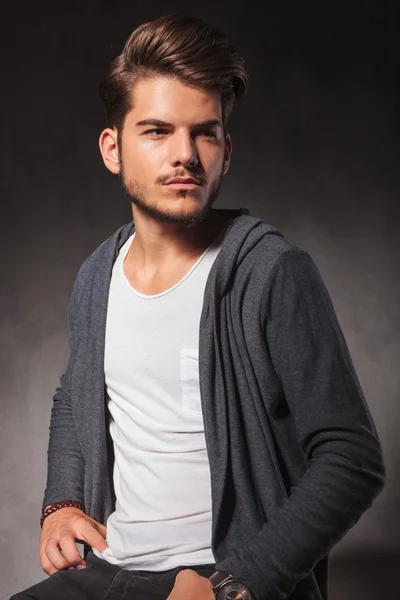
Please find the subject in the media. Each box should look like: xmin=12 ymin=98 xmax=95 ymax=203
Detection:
xmin=12 ymin=14 xmax=385 ymax=600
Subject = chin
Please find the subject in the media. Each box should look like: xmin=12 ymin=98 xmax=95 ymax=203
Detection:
xmin=122 ymin=179 xmax=217 ymax=227
xmin=158 ymin=207 xmax=211 ymax=227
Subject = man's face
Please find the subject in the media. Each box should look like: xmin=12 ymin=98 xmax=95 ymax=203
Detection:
xmin=101 ymin=76 xmax=232 ymax=227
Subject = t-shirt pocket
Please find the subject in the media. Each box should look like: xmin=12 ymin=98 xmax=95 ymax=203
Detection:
xmin=180 ymin=347 xmax=202 ymax=414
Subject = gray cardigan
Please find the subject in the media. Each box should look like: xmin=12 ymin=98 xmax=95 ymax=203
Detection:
xmin=43 ymin=208 xmax=385 ymax=600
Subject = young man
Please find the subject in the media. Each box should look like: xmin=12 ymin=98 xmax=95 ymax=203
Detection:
xmin=12 ymin=14 xmax=385 ymax=600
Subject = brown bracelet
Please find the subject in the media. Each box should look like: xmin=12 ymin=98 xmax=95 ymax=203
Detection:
xmin=40 ymin=500 xmax=85 ymax=528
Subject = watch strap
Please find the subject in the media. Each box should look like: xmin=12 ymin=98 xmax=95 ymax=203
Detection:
xmin=209 ymin=570 xmax=253 ymax=600
xmin=209 ymin=571 xmax=233 ymax=588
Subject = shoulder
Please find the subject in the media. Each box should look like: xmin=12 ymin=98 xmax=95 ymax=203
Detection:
xmin=76 ymin=221 xmax=133 ymax=280
xmin=253 ymin=232 xmax=331 ymax=320
xmin=243 ymin=216 xmax=315 ymax=282
xmin=70 ymin=221 xmax=134 ymax=301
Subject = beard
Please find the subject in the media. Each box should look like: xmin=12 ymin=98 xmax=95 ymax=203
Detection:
xmin=119 ymin=160 xmax=224 ymax=229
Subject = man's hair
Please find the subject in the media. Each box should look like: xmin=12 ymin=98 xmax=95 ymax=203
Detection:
xmin=99 ymin=14 xmax=249 ymax=132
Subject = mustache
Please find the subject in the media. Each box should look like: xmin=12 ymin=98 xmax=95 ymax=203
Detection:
xmin=156 ymin=171 xmax=207 ymax=185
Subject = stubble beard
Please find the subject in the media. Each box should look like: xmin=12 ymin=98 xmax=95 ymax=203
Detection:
xmin=119 ymin=159 xmax=224 ymax=229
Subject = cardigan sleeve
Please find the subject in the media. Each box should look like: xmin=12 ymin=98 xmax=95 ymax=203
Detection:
xmin=41 ymin=262 xmax=88 ymax=513
xmin=215 ymin=248 xmax=385 ymax=600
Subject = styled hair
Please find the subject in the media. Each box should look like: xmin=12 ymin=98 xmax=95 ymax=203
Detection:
xmin=99 ymin=14 xmax=249 ymax=132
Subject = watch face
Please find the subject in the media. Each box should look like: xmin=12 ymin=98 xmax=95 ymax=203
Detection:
xmin=219 ymin=581 xmax=252 ymax=600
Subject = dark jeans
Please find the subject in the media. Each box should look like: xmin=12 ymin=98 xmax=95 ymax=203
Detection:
xmin=11 ymin=551 xmax=216 ymax=600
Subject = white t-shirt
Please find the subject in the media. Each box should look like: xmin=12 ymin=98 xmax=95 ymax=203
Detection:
xmin=93 ymin=223 xmax=229 ymax=570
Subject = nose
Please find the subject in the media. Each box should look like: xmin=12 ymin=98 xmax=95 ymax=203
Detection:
xmin=169 ymin=130 xmax=198 ymax=168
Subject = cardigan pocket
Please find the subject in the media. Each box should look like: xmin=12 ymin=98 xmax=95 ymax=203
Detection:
xmin=180 ymin=347 xmax=202 ymax=414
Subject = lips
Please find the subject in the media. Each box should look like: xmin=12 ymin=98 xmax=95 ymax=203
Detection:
xmin=165 ymin=177 xmax=201 ymax=185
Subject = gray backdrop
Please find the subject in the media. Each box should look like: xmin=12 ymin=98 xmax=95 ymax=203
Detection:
xmin=1 ymin=1 xmax=399 ymax=598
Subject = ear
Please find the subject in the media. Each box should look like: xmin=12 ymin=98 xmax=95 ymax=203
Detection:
xmin=99 ymin=128 xmax=120 ymax=174
xmin=223 ymin=133 xmax=232 ymax=176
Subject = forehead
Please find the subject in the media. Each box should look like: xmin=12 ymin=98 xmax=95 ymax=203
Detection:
xmin=128 ymin=76 xmax=222 ymax=124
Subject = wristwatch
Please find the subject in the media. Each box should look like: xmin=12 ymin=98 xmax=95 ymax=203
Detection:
xmin=209 ymin=570 xmax=253 ymax=600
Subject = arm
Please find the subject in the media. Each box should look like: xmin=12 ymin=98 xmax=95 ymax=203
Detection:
xmin=42 ymin=264 xmax=86 ymax=511
xmin=215 ymin=249 xmax=386 ymax=600
xmin=40 ymin=261 xmax=108 ymax=574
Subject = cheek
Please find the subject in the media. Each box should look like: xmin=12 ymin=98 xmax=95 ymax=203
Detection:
xmin=123 ymin=144 xmax=164 ymax=179
xmin=205 ymin=152 xmax=225 ymax=179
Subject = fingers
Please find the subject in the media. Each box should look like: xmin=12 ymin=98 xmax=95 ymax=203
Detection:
xmin=40 ymin=533 xmax=85 ymax=575
xmin=91 ymin=520 xmax=107 ymax=540
xmin=43 ymin=539 xmax=71 ymax=574
xmin=79 ymin=519 xmax=109 ymax=553
xmin=40 ymin=546 xmax=58 ymax=576
xmin=40 ymin=540 xmax=86 ymax=575
xmin=59 ymin=531 xmax=86 ymax=568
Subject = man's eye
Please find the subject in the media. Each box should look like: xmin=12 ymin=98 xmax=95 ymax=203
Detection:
xmin=146 ymin=129 xmax=167 ymax=136
xmin=145 ymin=128 xmax=216 ymax=138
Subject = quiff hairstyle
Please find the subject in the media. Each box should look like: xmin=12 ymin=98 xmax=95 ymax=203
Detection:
xmin=99 ymin=14 xmax=249 ymax=133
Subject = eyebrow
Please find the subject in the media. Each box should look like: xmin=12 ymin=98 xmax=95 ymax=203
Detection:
xmin=135 ymin=118 xmax=223 ymax=129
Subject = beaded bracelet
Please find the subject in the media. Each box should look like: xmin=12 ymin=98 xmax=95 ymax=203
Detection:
xmin=40 ymin=500 xmax=85 ymax=528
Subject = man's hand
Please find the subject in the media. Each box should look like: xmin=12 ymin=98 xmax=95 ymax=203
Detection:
xmin=39 ymin=507 xmax=108 ymax=575
xmin=167 ymin=569 xmax=214 ymax=600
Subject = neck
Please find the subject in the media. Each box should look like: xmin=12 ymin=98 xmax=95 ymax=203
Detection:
xmin=125 ymin=208 xmax=230 ymax=272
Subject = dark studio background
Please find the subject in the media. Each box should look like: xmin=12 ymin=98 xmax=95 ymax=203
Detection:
xmin=1 ymin=1 xmax=399 ymax=598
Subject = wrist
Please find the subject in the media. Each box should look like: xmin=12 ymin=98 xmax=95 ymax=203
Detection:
xmin=40 ymin=500 xmax=85 ymax=528
xmin=209 ymin=571 xmax=254 ymax=600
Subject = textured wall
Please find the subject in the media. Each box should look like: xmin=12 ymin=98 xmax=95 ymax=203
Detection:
xmin=1 ymin=1 xmax=399 ymax=598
